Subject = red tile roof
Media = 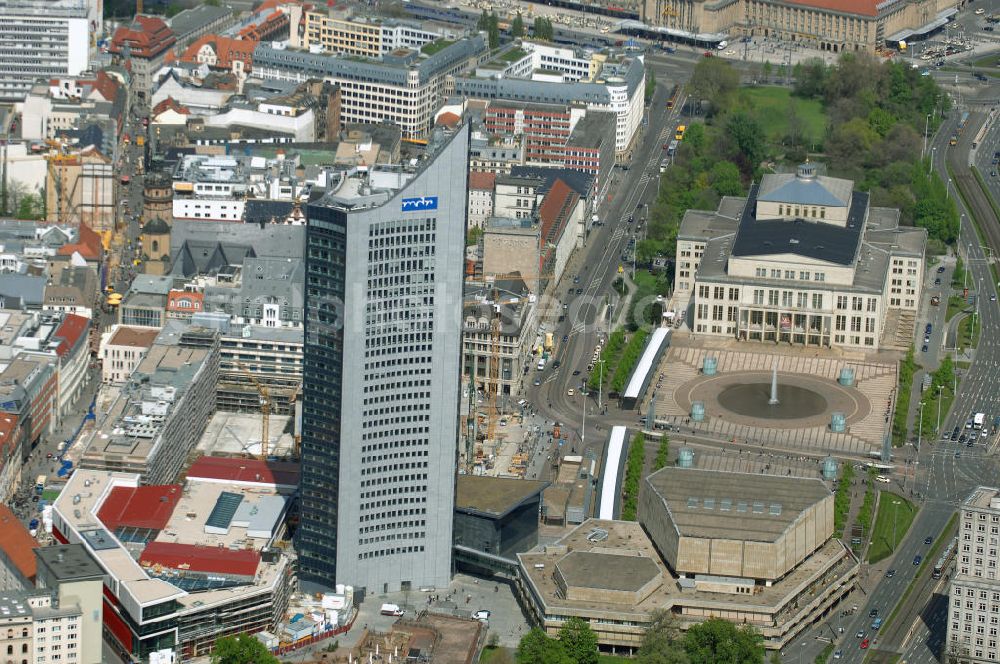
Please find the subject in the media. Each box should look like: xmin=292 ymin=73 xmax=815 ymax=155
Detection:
xmin=139 ymin=541 xmax=261 ymax=577
xmin=180 ymin=35 xmax=256 ymax=72
xmin=166 ymin=289 xmax=204 ymax=313
xmin=538 ymin=179 xmax=578 ymax=246
xmin=57 ymin=223 xmax=103 ymax=261
xmin=0 ymin=504 xmax=38 ymax=583
xmin=92 ymin=71 xmax=121 ymax=103
xmin=53 ymin=314 xmax=90 ymax=358
xmin=786 ymin=0 xmax=878 ymax=16
xmin=186 ymin=456 xmax=300 ymax=488
xmin=152 ymin=96 xmax=191 ymax=117
xmin=110 ymin=16 xmax=176 ymax=59
xmin=435 ymin=112 xmax=460 ymax=128
xmin=97 ymin=485 xmax=183 ymax=532
xmin=468 ymin=171 xmax=495 ymax=191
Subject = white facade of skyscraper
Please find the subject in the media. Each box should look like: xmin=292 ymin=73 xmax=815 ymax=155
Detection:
xmin=298 ymin=126 xmax=469 ymax=593
xmin=948 ymin=487 xmax=1000 ymax=664
xmin=0 ymin=0 xmax=91 ymax=102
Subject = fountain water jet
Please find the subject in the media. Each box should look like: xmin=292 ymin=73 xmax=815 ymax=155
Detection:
xmin=768 ymin=363 xmax=780 ymax=406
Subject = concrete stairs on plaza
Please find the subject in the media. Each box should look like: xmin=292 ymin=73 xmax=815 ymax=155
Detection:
xmin=881 ymin=309 xmax=917 ymax=352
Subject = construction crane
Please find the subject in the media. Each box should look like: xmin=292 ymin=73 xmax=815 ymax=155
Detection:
xmin=235 ymin=360 xmax=271 ymax=459
xmin=46 ymin=152 xmax=78 ymax=224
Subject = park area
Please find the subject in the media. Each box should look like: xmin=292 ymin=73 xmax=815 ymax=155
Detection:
xmin=868 ymin=492 xmax=917 ymax=564
xmin=739 ymin=86 xmax=827 ymax=146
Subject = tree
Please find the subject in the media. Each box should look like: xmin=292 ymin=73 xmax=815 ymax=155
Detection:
xmin=477 ymin=9 xmax=490 ymax=31
xmin=792 ymin=58 xmax=828 ymax=99
xmin=511 ymin=12 xmax=524 ymax=38
xmin=725 ymin=111 xmax=766 ymax=172
xmin=709 ymin=161 xmax=743 ymax=197
xmin=487 ymin=13 xmax=500 ymax=49
xmin=533 ymin=17 xmax=554 ymax=41
xmin=783 ymin=100 xmax=805 ymax=148
xmin=682 ymin=618 xmax=765 ymax=664
xmin=637 ymin=611 xmax=688 ymax=664
xmin=688 ymin=58 xmax=739 ymax=115
xmin=517 ymin=628 xmax=572 ymax=664
xmin=15 ymin=193 xmax=43 ymax=220
xmin=558 ymin=618 xmax=598 ymax=664
xmin=211 ymin=635 xmax=279 ymax=664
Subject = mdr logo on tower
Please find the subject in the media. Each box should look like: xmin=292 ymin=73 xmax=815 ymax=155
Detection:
xmin=401 ymin=196 xmax=438 ymax=212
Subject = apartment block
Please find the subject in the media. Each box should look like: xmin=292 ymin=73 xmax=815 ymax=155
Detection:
xmin=948 ymin=487 xmax=1000 ymax=664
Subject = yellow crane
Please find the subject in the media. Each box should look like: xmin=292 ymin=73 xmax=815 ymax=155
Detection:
xmin=235 ymin=360 xmax=271 ymax=459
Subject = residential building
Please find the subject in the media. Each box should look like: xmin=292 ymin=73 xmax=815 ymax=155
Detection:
xmin=947 ymin=487 xmax=1000 ymax=664
xmin=20 ymin=71 xmax=127 ymax=143
xmin=0 ymin=357 xmax=57 ymax=488
xmin=252 ymin=35 xmax=486 ymax=138
xmin=109 ymin=16 xmax=178 ymax=99
xmin=677 ymin=162 xmax=926 ymax=350
xmin=517 ymin=467 xmax=859 ymax=652
xmin=33 ymin=545 xmax=105 ymax=664
xmin=643 ymin=0 xmax=959 ymax=54
xmin=51 ymin=464 xmax=295 ymax=661
xmin=301 ymin=10 xmax=442 ymax=57
xmin=180 ymin=35 xmax=257 ymax=81
xmin=467 ymin=171 xmax=495 ymax=229
xmin=99 ymin=325 xmax=160 ymax=384
xmin=297 ymin=125 xmax=470 ymax=593
xmin=79 ymin=327 xmax=218 ymax=484
xmin=0 ymin=0 xmax=90 ymax=102
xmin=483 ymin=177 xmax=584 ymax=286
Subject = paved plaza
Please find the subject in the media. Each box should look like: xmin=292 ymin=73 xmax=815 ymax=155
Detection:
xmin=645 ymin=340 xmax=898 ymax=457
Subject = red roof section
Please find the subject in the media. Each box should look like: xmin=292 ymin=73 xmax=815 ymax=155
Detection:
xmin=152 ymin=96 xmax=191 ymax=117
xmin=0 ymin=414 xmax=19 ymax=458
xmin=140 ymin=541 xmax=261 ymax=577
xmin=435 ymin=112 xmax=460 ymax=128
xmin=57 ymin=223 xmax=103 ymax=260
xmin=538 ymin=179 xmax=578 ymax=244
xmin=180 ymin=35 xmax=256 ymax=71
xmin=92 ymin=71 xmax=121 ymax=103
xmin=97 ymin=485 xmax=182 ymax=531
xmin=110 ymin=16 xmax=177 ymax=59
xmin=166 ymin=289 xmax=204 ymax=313
xmin=786 ymin=0 xmax=878 ymax=16
xmin=468 ymin=171 xmax=495 ymax=191
xmin=186 ymin=456 xmax=301 ymax=487
xmin=53 ymin=314 xmax=90 ymax=358
xmin=0 ymin=504 xmax=38 ymax=583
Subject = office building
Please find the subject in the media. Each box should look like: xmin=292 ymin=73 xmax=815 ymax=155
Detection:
xmin=676 ymin=163 xmax=926 ymax=350
xmin=643 ymin=0 xmax=958 ymax=54
xmin=252 ymin=36 xmax=486 ymax=138
xmin=51 ymin=465 xmax=295 ymax=661
xmin=0 ymin=0 xmax=90 ymax=102
xmin=297 ymin=125 xmax=470 ymax=593
xmin=947 ymin=487 xmax=1000 ymax=664
xmin=99 ymin=325 xmax=160 ymax=384
xmin=79 ymin=327 xmax=218 ymax=484
xmin=302 ymin=10 xmax=442 ymax=57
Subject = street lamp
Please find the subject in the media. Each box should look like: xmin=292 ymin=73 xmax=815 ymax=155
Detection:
xmin=929 ymin=147 xmax=936 ymax=175
xmin=924 ymin=112 xmax=932 ymax=158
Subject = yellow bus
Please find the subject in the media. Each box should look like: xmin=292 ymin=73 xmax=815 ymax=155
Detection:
xmin=675 ymin=125 xmax=686 ymax=141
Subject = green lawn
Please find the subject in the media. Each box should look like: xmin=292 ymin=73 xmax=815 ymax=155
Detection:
xmin=740 ymin=86 xmax=826 ymax=145
xmin=946 ymin=294 xmax=968 ymax=322
xmin=479 ymin=647 xmax=505 ymax=662
xmin=498 ymin=47 xmax=527 ymax=63
xmin=868 ymin=492 xmax=917 ymax=564
xmin=958 ymin=312 xmax=982 ymax=350
xmin=41 ymin=489 xmax=61 ymax=502
xmin=420 ymin=38 xmax=455 ymax=55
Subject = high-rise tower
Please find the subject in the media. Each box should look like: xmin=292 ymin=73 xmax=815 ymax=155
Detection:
xmin=297 ymin=125 xmax=469 ymax=593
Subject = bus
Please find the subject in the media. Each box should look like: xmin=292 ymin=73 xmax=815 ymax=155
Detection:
xmin=675 ymin=125 xmax=686 ymax=141
xmin=35 ymin=475 xmax=46 ymax=494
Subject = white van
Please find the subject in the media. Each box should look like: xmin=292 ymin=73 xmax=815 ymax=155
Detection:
xmin=716 ymin=40 xmax=728 ymax=50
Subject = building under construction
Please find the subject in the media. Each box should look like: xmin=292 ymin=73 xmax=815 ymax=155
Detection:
xmin=44 ymin=145 xmax=116 ymax=232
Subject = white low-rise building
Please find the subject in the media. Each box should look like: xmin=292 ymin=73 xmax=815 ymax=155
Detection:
xmin=99 ymin=325 xmax=160 ymax=384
